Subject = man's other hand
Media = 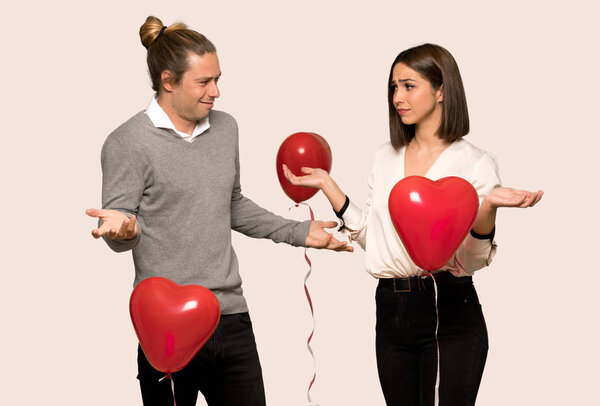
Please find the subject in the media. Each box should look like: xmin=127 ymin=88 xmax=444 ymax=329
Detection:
xmin=306 ymin=220 xmax=353 ymax=252
xmin=86 ymin=208 xmax=139 ymax=240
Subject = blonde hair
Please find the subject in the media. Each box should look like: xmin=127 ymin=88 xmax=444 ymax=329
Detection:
xmin=139 ymin=16 xmax=217 ymax=92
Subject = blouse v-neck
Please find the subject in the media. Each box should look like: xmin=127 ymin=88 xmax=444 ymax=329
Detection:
xmin=401 ymin=139 xmax=460 ymax=179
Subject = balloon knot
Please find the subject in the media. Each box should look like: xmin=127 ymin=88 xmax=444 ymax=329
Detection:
xmin=159 ymin=373 xmax=172 ymax=382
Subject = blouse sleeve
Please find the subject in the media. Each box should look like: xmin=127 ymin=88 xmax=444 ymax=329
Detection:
xmin=338 ymin=166 xmax=375 ymax=250
xmin=452 ymin=152 xmax=502 ymax=275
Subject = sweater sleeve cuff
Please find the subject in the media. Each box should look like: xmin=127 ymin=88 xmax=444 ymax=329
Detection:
xmin=470 ymin=226 xmax=495 ymax=241
xmin=103 ymin=228 xmax=141 ymax=252
xmin=290 ymin=220 xmax=312 ymax=247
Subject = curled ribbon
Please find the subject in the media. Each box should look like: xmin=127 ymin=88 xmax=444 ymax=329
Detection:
xmin=424 ymin=272 xmax=440 ymax=406
xmin=290 ymin=202 xmax=319 ymax=406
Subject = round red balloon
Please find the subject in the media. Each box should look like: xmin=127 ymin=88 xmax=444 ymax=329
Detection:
xmin=276 ymin=132 xmax=332 ymax=203
xmin=129 ymin=277 xmax=220 ymax=373
xmin=388 ymin=176 xmax=479 ymax=271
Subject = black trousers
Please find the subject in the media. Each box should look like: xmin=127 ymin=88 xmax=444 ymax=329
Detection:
xmin=375 ymin=275 xmax=488 ymax=406
xmin=137 ymin=312 xmax=266 ymax=406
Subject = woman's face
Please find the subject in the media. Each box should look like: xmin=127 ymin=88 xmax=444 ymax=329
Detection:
xmin=390 ymin=63 xmax=443 ymax=129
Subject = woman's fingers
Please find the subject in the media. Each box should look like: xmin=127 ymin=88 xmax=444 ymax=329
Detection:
xmin=525 ymin=190 xmax=544 ymax=207
xmin=282 ymin=164 xmax=300 ymax=185
xmin=282 ymin=164 xmax=325 ymax=189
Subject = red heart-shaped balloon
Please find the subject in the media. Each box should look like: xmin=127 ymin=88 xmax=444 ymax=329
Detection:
xmin=388 ymin=176 xmax=479 ymax=271
xmin=276 ymin=132 xmax=332 ymax=203
xmin=129 ymin=277 xmax=220 ymax=373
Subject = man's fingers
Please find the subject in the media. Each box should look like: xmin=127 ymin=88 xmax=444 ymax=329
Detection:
xmin=92 ymin=222 xmax=113 ymax=239
xmin=320 ymin=221 xmax=338 ymax=229
xmin=306 ymin=232 xmax=354 ymax=252
xmin=107 ymin=228 xmax=119 ymax=240
xmin=88 ymin=209 xmax=139 ymax=239
xmin=127 ymin=215 xmax=137 ymax=233
xmin=329 ymin=239 xmax=354 ymax=253
xmin=329 ymin=237 xmax=349 ymax=249
xmin=86 ymin=208 xmax=101 ymax=218
xmin=312 ymin=233 xmax=333 ymax=248
xmin=117 ymin=219 xmax=130 ymax=238
xmin=322 ymin=232 xmax=334 ymax=243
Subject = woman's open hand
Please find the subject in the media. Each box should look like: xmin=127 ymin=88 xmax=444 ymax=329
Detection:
xmin=484 ymin=187 xmax=544 ymax=209
xmin=282 ymin=164 xmax=329 ymax=190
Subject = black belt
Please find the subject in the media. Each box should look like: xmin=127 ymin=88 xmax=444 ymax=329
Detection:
xmin=378 ymin=272 xmax=472 ymax=293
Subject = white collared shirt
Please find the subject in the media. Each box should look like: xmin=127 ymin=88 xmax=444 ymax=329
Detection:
xmin=145 ymin=96 xmax=210 ymax=142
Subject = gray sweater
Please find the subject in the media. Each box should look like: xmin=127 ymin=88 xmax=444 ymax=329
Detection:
xmin=101 ymin=110 xmax=311 ymax=314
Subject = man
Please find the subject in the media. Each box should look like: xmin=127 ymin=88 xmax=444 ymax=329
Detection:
xmin=86 ymin=16 xmax=351 ymax=406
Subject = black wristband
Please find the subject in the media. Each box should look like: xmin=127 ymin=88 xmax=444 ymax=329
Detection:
xmin=470 ymin=225 xmax=496 ymax=241
xmin=334 ymin=195 xmax=350 ymax=218
xmin=333 ymin=195 xmax=350 ymax=231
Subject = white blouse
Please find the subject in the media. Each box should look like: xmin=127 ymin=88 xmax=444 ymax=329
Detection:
xmin=342 ymin=139 xmax=502 ymax=278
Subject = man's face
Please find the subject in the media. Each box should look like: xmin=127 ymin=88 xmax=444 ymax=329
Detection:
xmin=169 ymin=52 xmax=221 ymax=124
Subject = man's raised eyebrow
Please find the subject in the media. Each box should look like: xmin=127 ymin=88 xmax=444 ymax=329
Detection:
xmin=197 ymin=72 xmax=222 ymax=81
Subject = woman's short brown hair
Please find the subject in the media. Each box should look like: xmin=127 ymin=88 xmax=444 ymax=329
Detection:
xmin=387 ymin=43 xmax=469 ymax=149
xmin=139 ymin=16 xmax=217 ymax=93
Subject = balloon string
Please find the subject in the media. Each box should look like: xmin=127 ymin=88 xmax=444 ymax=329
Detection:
xmin=424 ymin=272 xmax=440 ymax=406
xmin=290 ymin=202 xmax=318 ymax=406
xmin=158 ymin=374 xmax=176 ymax=406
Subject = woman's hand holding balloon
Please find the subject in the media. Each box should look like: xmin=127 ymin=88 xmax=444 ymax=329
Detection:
xmin=282 ymin=164 xmax=329 ymax=189
xmin=282 ymin=164 xmax=347 ymax=212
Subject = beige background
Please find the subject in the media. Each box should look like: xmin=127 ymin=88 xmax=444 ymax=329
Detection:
xmin=1 ymin=0 xmax=598 ymax=404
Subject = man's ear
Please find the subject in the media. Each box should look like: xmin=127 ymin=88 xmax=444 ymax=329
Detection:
xmin=161 ymin=70 xmax=176 ymax=92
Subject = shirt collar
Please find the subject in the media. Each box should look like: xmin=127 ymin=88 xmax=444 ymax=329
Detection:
xmin=145 ymin=95 xmax=210 ymax=141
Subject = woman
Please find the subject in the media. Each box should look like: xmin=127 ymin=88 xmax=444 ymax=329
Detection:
xmin=283 ymin=43 xmax=543 ymax=405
